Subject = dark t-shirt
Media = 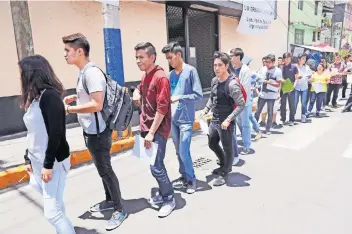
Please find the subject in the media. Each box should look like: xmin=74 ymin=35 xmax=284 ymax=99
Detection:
xmin=282 ymin=63 xmax=299 ymax=83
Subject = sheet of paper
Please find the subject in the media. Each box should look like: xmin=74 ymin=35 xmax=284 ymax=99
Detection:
xmin=199 ymin=118 xmax=209 ymax=135
xmin=347 ymin=74 xmax=352 ymax=83
xmin=171 ymin=103 xmax=178 ymax=117
xmin=131 ymin=135 xmax=158 ymax=165
xmin=266 ymin=84 xmax=279 ymax=92
xmin=331 ymin=68 xmax=339 ymax=76
xmin=312 ymin=82 xmax=324 ymax=93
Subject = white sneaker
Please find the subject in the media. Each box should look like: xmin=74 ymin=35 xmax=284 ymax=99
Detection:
xmin=158 ymin=199 xmax=176 ymax=218
xmin=301 ymin=114 xmax=307 ymax=123
xmin=232 ymin=157 xmax=240 ymax=166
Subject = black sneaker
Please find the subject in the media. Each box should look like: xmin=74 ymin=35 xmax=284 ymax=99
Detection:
xmin=90 ymin=200 xmax=115 ymax=213
xmin=172 ymin=176 xmax=186 ymax=189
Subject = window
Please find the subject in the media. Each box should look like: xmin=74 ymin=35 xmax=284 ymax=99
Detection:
xmin=298 ymin=0 xmax=303 ymax=10
xmin=313 ymin=32 xmax=316 ymax=41
xmin=314 ymin=1 xmax=319 ymax=15
xmin=317 ymin=32 xmax=321 ymax=41
xmin=295 ymin=29 xmax=304 ymax=44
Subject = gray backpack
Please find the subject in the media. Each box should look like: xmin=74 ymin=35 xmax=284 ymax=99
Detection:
xmin=81 ymin=64 xmax=133 ymax=135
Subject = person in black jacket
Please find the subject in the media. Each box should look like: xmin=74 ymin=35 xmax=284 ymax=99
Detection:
xmin=20 ymin=55 xmax=75 ymax=234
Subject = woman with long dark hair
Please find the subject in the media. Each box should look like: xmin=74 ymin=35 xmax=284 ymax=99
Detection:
xmin=20 ymin=55 xmax=75 ymax=234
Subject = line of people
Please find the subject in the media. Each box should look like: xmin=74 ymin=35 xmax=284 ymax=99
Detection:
xmin=19 ymin=32 xmax=349 ymax=234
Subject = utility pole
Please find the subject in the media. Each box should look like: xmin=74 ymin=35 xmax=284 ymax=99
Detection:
xmin=331 ymin=1 xmax=335 ymax=47
xmin=10 ymin=0 xmax=34 ymax=61
xmin=102 ymin=1 xmax=124 ymax=86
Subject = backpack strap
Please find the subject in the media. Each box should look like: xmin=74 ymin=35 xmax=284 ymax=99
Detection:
xmin=81 ymin=64 xmax=108 ymax=137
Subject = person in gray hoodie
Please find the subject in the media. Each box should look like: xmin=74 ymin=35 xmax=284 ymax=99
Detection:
xmin=201 ymin=52 xmax=245 ymax=187
xmin=162 ymin=42 xmax=203 ymax=194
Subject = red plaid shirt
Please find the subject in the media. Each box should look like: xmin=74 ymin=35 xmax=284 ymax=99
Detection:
xmin=330 ymin=62 xmax=346 ymax=84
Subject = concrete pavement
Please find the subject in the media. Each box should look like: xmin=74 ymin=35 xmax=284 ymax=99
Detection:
xmin=1 ymin=105 xmax=352 ymax=234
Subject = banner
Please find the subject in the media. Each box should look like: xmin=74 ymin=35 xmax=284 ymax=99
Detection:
xmin=237 ymin=1 xmax=275 ymax=34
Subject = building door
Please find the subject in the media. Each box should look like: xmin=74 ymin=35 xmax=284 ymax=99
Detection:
xmin=166 ymin=4 xmax=218 ymax=89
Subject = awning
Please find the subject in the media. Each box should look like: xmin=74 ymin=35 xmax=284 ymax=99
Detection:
xmin=153 ymin=0 xmax=242 ymax=17
xmin=291 ymin=43 xmax=338 ymax=53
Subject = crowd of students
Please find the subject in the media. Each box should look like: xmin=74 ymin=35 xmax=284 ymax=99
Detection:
xmin=19 ymin=33 xmax=351 ymax=233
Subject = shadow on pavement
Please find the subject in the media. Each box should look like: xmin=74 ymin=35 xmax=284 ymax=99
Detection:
xmin=206 ymin=172 xmax=251 ymax=188
xmin=174 ymin=179 xmax=213 ymax=194
xmin=78 ymin=192 xmax=187 ymax=221
xmin=74 ymin=226 xmax=102 ymax=234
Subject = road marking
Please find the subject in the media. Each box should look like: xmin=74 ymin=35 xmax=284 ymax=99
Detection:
xmin=272 ymin=117 xmax=340 ymax=150
xmin=342 ymin=141 xmax=352 ymax=158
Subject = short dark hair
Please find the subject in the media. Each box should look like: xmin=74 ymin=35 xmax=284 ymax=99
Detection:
xmin=317 ymin=62 xmax=326 ymax=71
xmin=134 ymin=42 xmax=157 ymax=62
xmin=298 ymin=53 xmax=307 ymax=60
xmin=266 ymin=54 xmax=276 ymax=62
xmin=283 ymin=52 xmax=291 ymax=59
xmin=278 ymin=57 xmax=283 ymax=60
xmin=213 ymin=51 xmax=231 ymax=65
xmin=262 ymin=56 xmax=267 ymax=61
xmin=62 ymin=33 xmax=90 ymax=57
xmin=161 ymin=41 xmax=183 ymax=56
xmin=229 ymin=48 xmax=244 ymax=61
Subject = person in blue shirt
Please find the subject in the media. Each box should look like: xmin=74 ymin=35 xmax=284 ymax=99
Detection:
xmin=162 ymin=42 xmax=203 ymax=194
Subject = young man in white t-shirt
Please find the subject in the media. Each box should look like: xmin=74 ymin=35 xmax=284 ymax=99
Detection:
xmin=62 ymin=33 xmax=127 ymax=231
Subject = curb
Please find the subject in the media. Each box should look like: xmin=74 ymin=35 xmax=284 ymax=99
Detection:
xmin=0 ymin=120 xmax=203 ymax=190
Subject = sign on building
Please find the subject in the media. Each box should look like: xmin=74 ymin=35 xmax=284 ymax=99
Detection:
xmin=237 ymin=0 xmax=275 ymax=34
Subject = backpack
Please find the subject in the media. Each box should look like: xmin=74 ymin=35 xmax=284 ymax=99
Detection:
xmin=211 ymin=75 xmax=247 ymax=109
xmin=81 ymin=64 xmax=133 ymax=135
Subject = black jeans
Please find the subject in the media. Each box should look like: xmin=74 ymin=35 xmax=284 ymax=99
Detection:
xmin=254 ymin=98 xmax=275 ymax=131
xmin=84 ymin=128 xmax=124 ymax=211
xmin=326 ymin=84 xmax=341 ymax=106
xmin=208 ymin=121 xmax=234 ymax=177
xmin=280 ymin=91 xmax=296 ymax=122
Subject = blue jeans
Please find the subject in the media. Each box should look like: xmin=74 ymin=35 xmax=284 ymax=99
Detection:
xmin=171 ymin=121 xmax=195 ymax=183
xmin=236 ymin=105 xmax=251 ymax=149
xmin=295 ymin=89 xmax=308 ymax=115
xmin=142 ymin=132 xmax=174 ymax=202
xmin=249 ymin=113 xmax=260 ymax=132
xmin=30 ymin=158 xmax=75 ymax=234
xmin=308 ymin=92 xmax=326 ymax=113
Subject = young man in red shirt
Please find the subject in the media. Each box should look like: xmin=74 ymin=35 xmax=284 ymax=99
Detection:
xmin=132 ymin=42 xmax=175 ymax=218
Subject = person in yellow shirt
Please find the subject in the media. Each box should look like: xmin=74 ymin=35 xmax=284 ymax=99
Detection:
xmin=307 ymin=63 xmax=330 ymax=117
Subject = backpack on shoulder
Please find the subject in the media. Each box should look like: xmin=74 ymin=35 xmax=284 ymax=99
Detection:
xmin=81 ymin=64 xmax=133 ymax=134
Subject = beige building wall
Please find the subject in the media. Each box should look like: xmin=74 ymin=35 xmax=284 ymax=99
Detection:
xmin=220 ymin=1 xmax=289 ymax=71
xmin=0 ymin=1 xmax=21 ymax=97
xmin=28 ymin=1 xmax=106 ymax=91
xmin=120 ymin=1 xmax=169 ymax=82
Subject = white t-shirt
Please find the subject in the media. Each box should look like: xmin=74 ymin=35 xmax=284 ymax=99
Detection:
xmin=76 ymin=62 xmax=107 ymax=134
xmin=259 ymin=67 xmax=283 ymax=100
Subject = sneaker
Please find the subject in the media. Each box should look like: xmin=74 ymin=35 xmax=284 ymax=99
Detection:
xmin=186 ymin=181 xmax=196 ymax=194
xmin=148 ymin=194 xmax=163 ymax=207
xmin=213 ymin=167 xmax=231 ymax=175
xmin=259 ymin=121 xmax=265 ymax=127
xmin=172 ymin=176 xmax=186 ymax=189
xmin=288 ymin=121 xmax=294 ymax=126
xmin=301 ymin=114 xmax=307 ymax=123
xmin=254 ymin=131 xmax=262 ymax=141
xmin=213 ymin=176 xmax=226 ymax=187
xmin=105 ymin=210 xmax=128 ymax=231
xmin=232 ymin=157 xmax=240 ymax=166
xmin=240 ymin=148 xmax=250 ymax=155
xmin=158 ymin=199 xmax=176 ymax=218
xmin=265 ymin=130 xmax=271 ymax=135
xmin=90 ymin=200 xmax=115 ymax=213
